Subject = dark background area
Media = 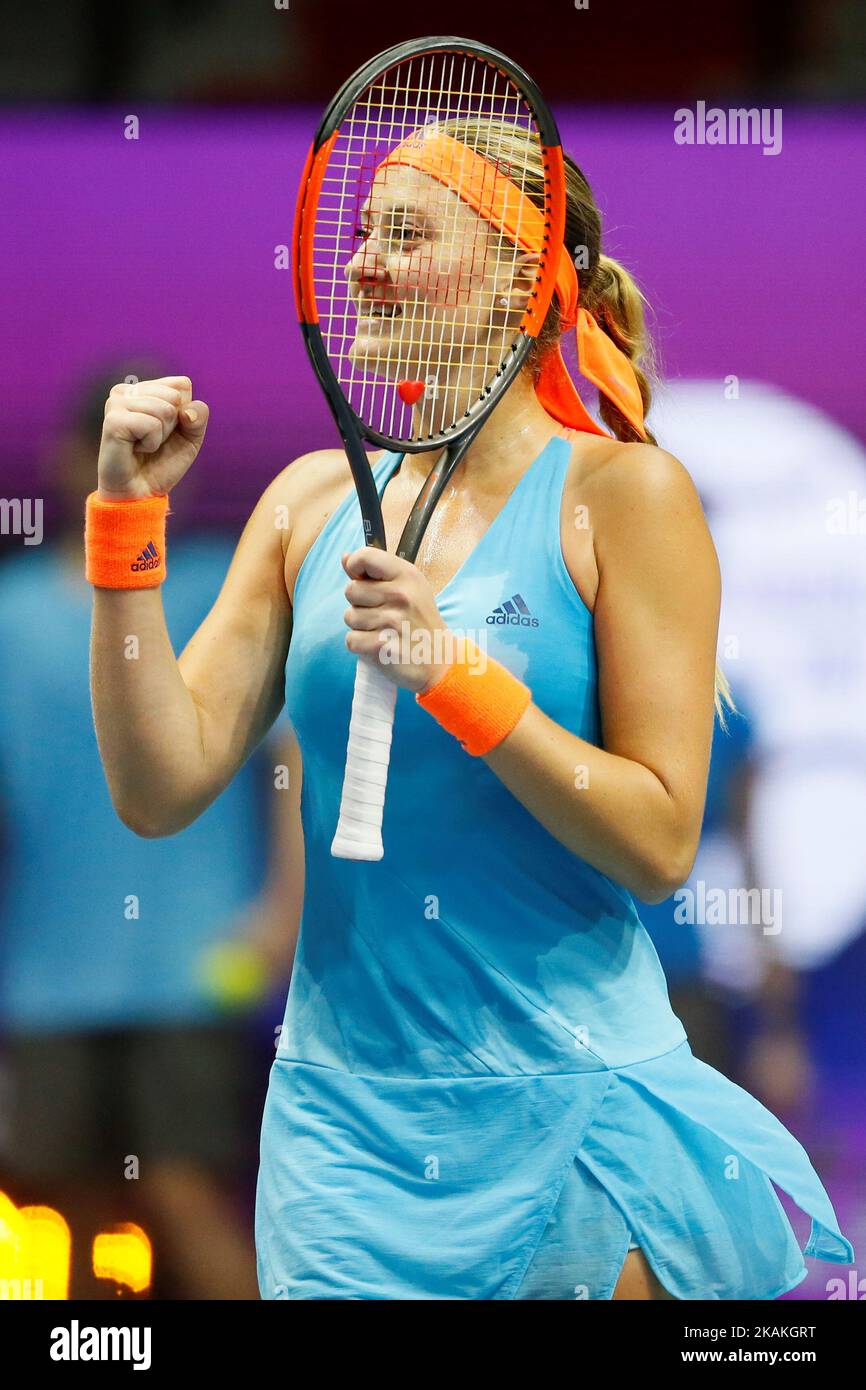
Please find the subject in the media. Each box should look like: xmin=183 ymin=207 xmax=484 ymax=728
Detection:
xmin=0 ymin=0 xmax=864 ymax=105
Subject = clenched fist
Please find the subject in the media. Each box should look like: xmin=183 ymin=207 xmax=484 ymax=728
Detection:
xmin=98 ymin=375 xmax=209 ymax=499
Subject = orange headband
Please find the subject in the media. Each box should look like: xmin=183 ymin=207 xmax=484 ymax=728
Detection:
xmin=376 ymin=129 xmax=647 ymax=440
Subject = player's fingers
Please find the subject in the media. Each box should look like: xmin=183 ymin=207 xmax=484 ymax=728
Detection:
xmin=344 ymin=577 xmax=390 ymax=607
xmin=106 ymin=407 xmax=173 ymax=454
xmin=345 ymin=629 xmax=394 ymax=659
xmin=105 ymin=393 xmax=179 ymax=423
xmin=343 ymin=546 xmax=402 ymax=581
xmin=104 ymin=398 xmax=178 ymax=451
xmin=109 ymin=376 xmax=193 ymax=405
xmin=343 ymin=606 xmax=400 ymax=631
xmin=174 ymin=399 xmax=209 ymax=442
xmin=107 ymin=382 xmax=184 ymax=413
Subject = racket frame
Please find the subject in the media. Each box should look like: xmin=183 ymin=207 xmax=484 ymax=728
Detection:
xmin=292 ymin=36 xmax=566 ymax=858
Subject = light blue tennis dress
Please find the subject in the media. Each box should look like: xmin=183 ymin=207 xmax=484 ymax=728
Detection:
xmin=255 ymin=434 xmax=854 ymax=1299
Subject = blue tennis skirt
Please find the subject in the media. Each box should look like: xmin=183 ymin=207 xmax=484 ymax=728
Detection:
xmin=255 ymin=1039 xmax=854 ymax=1300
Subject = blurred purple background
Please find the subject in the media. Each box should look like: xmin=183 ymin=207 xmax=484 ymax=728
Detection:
xmin=3 ymin=107 xmax=864 ymax=521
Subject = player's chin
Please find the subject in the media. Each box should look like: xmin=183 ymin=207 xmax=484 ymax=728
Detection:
xmin=347 ymin=340 xmax=421 ymax=379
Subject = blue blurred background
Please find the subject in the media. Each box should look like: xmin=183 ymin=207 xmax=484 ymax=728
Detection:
xmin=0 ymin=0 xmax=864 ymax=1300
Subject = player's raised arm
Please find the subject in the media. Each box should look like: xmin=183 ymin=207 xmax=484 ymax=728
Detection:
xmin=89 ymin=375 xmax=292 ymax=837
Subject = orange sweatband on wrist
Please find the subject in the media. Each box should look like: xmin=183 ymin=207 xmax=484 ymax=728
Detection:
xmin=85 ymin=492 xmax=169 ymax=589
xmin=415 ymin=637 xmax=532 ymax=756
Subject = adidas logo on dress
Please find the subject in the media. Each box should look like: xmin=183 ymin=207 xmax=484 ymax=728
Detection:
xmin=131 ymin=541 xmax=160 ymax=572
xmin=486 ymin=593 xmax=539 ymax=628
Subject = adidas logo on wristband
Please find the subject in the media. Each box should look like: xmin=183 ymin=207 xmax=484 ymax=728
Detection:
xmin=131 ymin=541 xmax=161 ymax=572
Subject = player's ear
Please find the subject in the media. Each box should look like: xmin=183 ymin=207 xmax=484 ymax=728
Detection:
xmin=514 ymin=249 xmax=541 ymax=279
xmin=502 ymin=250 xmax=541 ymax=307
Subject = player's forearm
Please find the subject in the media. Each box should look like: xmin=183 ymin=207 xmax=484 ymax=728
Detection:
xmin=483 ymin=703 xmax=697 ymax=903
xmin=90 ymin=587 xmax=211 ymax=836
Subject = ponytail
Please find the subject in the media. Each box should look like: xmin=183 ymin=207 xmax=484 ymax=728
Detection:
xmin=587 ymin=254 xmax=657 ymax=446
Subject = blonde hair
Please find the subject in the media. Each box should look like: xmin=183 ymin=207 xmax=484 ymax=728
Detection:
xmin=436 ymin=115 xmax=735 ymax=727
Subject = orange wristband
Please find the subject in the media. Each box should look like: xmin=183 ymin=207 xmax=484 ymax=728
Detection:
xmin=415 ymin=637 xmax=532 ymax=756
xmin=85 ymin=492 xmax=169 ymax=589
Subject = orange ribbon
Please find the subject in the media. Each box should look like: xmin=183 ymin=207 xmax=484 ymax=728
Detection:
xmin=376 ymin=129 xmax=647 ymax=440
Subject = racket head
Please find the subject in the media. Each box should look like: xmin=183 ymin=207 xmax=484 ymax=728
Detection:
xmin=294 ymin=37 xmax=566 ymax=454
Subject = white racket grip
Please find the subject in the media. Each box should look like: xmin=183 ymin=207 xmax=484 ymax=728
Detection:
xmin=331 ymin=655 xmax=398 ymax=860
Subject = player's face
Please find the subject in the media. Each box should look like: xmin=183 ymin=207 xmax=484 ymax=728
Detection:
xmin=345 ymin=166 xmax=520 ymax=389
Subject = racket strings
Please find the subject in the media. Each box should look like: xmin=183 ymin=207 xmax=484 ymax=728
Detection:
xmin=312 ymin=50 xmax=549 ymax=443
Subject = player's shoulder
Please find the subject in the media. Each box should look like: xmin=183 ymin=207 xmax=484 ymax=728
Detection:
xmin=264 ymin=447 xmax=386 ymax=508
xmin=572 ymin=435 xmax=703 ymax=519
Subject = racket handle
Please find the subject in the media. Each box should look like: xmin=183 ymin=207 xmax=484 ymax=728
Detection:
xmin=331 ymin=655 xmax=398 ymax=861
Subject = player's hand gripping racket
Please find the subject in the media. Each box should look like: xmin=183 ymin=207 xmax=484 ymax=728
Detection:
xmin=292 ymin=36 xmax=566 ymax=859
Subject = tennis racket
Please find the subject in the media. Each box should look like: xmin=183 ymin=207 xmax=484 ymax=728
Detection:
xmin=292 ymin=36 xmax=566 ymax=860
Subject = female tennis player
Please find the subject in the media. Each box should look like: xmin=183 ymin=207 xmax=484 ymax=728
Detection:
xmin=88 ymin=117 xmax=853 ymax=1299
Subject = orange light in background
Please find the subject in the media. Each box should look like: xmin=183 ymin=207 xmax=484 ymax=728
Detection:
xmin=18 ymin=1207 xmax=71 ymax=1300
xmin=0 ymin=1192 xmax=70 ymax=1299
xmin=0 ymin=1190 xmax=25 ymax=1284
xmin=1 ymin=1190 xmax=153 ymax=1299
xmin=92 ymin=1223 xmax=152 ymax=1295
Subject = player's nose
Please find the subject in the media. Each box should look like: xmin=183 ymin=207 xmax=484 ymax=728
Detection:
xmin=346 ymin=239 xmax=389 ymax=287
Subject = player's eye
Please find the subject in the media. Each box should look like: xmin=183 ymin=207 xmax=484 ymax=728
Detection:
xmin=355 ymin=225 xmax=371 ymax=241
xmin=391 ymin=223 xmax=421 ymax=242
